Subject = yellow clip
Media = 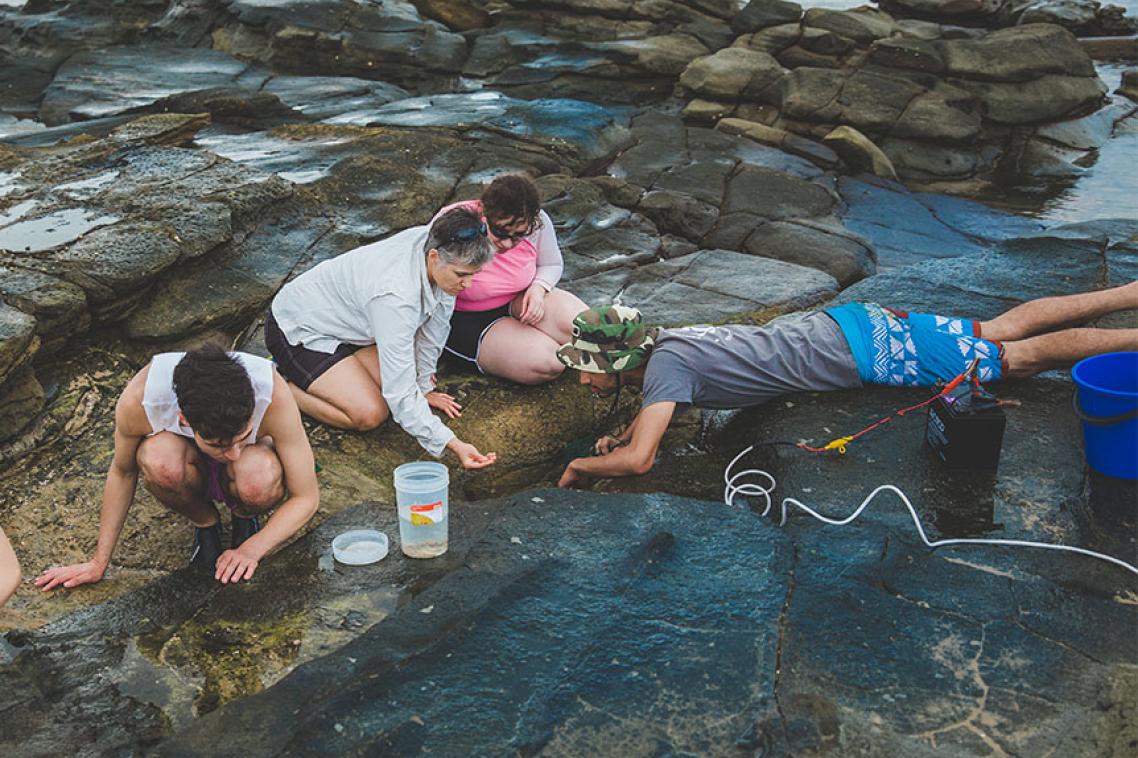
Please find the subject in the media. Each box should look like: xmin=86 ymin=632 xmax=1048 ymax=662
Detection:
xmin=823 ymin=436 xmax=853 ymax=454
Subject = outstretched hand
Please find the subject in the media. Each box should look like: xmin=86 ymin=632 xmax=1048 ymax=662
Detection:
xmin=35 ymin=561 xmax=105 ymax=591
xmin=449 ymin=439 xmax=498 ymax=470
xmin=558 ymin=461 xmax=587 ymax=489
xmin=427 ymin=390 xmax=463 ymax=419
xmin=215 ymin=546 xmax=259 ymax=584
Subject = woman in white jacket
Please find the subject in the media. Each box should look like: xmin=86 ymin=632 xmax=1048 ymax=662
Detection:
xmin=266 ymin=207 xmax=498 ymax=469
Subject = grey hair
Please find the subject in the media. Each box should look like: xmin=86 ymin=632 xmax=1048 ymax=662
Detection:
xmin=425 ymin=206 xmax=494 ymax=268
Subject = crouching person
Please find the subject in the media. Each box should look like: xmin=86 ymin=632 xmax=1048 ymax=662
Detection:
xmin=35 ymin=344 xmax=319 ymax=588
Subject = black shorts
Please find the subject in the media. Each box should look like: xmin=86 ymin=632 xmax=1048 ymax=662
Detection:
xmin=264 ymin=310 xmax=362 ymax=391
xmin=444 ymin=305 xmax=511 ymax=369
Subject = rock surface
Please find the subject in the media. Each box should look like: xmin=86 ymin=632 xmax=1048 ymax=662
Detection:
xmin=0 ymin=1 xmax=1135 ymax=755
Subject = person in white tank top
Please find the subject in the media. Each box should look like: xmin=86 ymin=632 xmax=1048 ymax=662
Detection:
xmin=34 ymin=344 xmax=320 ymax=589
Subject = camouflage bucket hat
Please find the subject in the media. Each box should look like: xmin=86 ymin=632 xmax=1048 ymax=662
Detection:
xmin=557 ymin=304 xmax=659 ymax=374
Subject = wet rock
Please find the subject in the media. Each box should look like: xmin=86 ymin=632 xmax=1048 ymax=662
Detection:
xmin=1120 ymin=68 xmax=1138 ymax=101
xmin=869 ymin=36 xmax=946 ymax=73
xmin=686 ymin=15 xmax=1110 ymax=187
xmin=964 ymin=74 xmax=1108 ymax=124
xmin=410 ymin=0 xmax=492 ymax=30
xmin=824 ymin=125 xmax=899 ymax=180
xmin=880 ymin=0 xmax=1138 ymax=35
xmin=571 ymin=249 xmax=839 ymax=325
xmin=0 ymin=265 xmax=89 ymax=356
xmin=802 ymin=7 xmax=898 ymax=45
xmin=16 ymin=460 xmax=1122 ymax=756
xmin=542 ymin=177 xmax=663 ymax=281
xmin=731 ymin=0 xmax=803 ymax=34
xmin=261 ymin=75 xmax=409 ymax=121
xmin=471 ymin=27 xmax=713 ymax=104
xmin=0 ymin=0 xmax=173 ymax=112
xmin=0 ymin=365 xmax=42 ymax=442
xmin=836 ymin=175 xmax=1044 ymax=269
xmin=716 ymin=117 xmax=840 ymax=168
xmin=210 ymin=0 xmax=469 ymax=90
xmin=837 ymin=218 xmax=1138 ymax=313
xmin=1019 ymin=0 xmax=1100 ymax=28
xmin=678 ymin=47 xmax=785 ymax=102
xmin=0 ymin=300 xmax=36 ymax=387
xmin=681 ymin=97 xmax=734 ymax=124
xmin=38 ymin=47 xmax=270 ymax=127
xmin=1013 ymin=99 xmax=1136 ymax=177
xmin=942 ymin=24 xmax=1096 ymax=81
xmin=738 ymin=218 xmax=876 ymax=286
xmin=736 ymin=20 xmax=805 ymax=56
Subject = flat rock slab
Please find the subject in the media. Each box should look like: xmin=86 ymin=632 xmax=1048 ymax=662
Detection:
xmin=569 ymin=248 xmax=839 ymax=326
xmin=6 ymin=469 xmax=1133 ymax=755
xmin=837 ymin=218 xmax=1138 ymax=316
xmin=38 ymin=47 xmax=271 ymax=126
xmin=838 ymin=176 xmax=1046 ymax=270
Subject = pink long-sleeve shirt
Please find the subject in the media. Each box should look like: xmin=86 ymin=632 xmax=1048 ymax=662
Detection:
xmin=434 ymin=200 xmax=564 ymax=312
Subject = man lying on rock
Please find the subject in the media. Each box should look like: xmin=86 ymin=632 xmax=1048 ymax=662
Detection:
xmin=35 ymin=344 xmax=319 ymax=588
xmin=556 ymin=284 xmax=1138 ymax=488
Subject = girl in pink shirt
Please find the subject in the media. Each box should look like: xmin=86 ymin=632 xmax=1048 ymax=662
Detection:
xmin=437 ymin=175 xmax=587 ymax=384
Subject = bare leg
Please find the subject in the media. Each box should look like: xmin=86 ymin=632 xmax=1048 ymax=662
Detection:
xmin=136 ymin=432 xmax=218 ymax=528
xmin=514 ymin=287 xmax=588 ymax=344
xmin=224 ymin=440 xmax=286 ymax=517
xmin=476 ymin=317 xmax=566 ymax=384
xmin=981 ymin=281 xmax=1138 ymax=341
xmin=292 ymin=346 xmax=388 ymax=431
xmin=1002 ymin=328 xmax=1138 ymax=379
xmin=0 ymin=527 xmax=21 ymax=607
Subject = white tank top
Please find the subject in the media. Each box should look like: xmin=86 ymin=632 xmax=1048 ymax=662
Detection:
xmin=142 ymin=352 xmax=275 ymax=441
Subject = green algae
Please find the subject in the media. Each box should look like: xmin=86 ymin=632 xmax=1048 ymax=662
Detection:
xmin=150 ymin=610 xmax=309 ymax=715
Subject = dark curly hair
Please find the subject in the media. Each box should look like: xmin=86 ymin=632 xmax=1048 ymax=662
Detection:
xmin=172 ymin=343 xmax=255 ymax=442
xmin=481 ymin=174 xmax=543 ymax=230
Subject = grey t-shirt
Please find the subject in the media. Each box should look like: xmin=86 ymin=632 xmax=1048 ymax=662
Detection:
xmin=641 ymin=313 xmax=862 ymax=412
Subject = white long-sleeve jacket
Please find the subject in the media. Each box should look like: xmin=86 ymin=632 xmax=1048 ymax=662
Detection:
xmin=271 ymin=226 xmax=456 ymax=456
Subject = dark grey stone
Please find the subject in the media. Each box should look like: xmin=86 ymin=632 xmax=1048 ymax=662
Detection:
xmin=731 ymin=0 xmax=803 ymax=34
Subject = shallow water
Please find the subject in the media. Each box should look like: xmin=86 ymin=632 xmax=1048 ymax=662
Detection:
xmin=0 ymin=207 xmax=119 ymax=252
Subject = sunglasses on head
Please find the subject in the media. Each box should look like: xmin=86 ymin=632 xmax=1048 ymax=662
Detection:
xmin=487 ymin=220 xmax=534 ymax=242
xmin=447 ymin=222 xmax=487 ymax=244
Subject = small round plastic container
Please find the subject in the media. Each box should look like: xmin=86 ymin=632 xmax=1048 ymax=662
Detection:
xmin=332 ymin=529 xmax=389 ymax=565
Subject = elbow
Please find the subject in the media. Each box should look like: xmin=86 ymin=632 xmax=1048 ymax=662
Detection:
xmin=630 ymin=455 xmax=656 ymax=477
xmin=302 ymin=493 xmax=320 ymax=524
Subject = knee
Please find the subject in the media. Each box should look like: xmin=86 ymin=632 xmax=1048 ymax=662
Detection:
xmin=137 ymin=447 xmax=187 ymax=493
xmin=518 ymin=355 xmax=566 ymax=385
xmin=349 ymin=403 xmax=389 ymax=432
xmin=232 ymin=452 xmax=285 ymax=512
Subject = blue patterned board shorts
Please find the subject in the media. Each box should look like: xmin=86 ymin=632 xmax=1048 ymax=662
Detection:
xmin=826 ymin=303 xmax=1006 ymax=387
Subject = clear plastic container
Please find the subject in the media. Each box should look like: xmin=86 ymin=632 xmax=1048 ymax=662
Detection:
xmin=331 ymin=529 xmax=389 ymax=565
xmin=394 ymin=461 xmax=449 ymax=558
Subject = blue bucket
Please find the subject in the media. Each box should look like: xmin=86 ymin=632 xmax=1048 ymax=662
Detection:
xmin=1072 ymin=352 xmax=1138 ymax=480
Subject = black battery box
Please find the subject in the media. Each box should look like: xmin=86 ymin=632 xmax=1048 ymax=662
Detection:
xmin=926 ymin=380 xmax=1006 ymax=470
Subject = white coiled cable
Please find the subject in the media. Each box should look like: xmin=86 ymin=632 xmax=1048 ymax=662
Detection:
xmin=723 ymin=445 xmax=1138 ymax=578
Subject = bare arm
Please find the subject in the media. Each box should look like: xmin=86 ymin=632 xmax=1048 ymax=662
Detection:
xmin=594 ymin=412 xmax=641 ymax=454
xmin=35 ymin=377 xmax=149 ymax=590
xmin=559 ymin=402 xmax=675 ymax=487
xmin=0 ymin=527 xmax=20 ymax=606
xmin=215 ymin=375 xmax=319 ymax=583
